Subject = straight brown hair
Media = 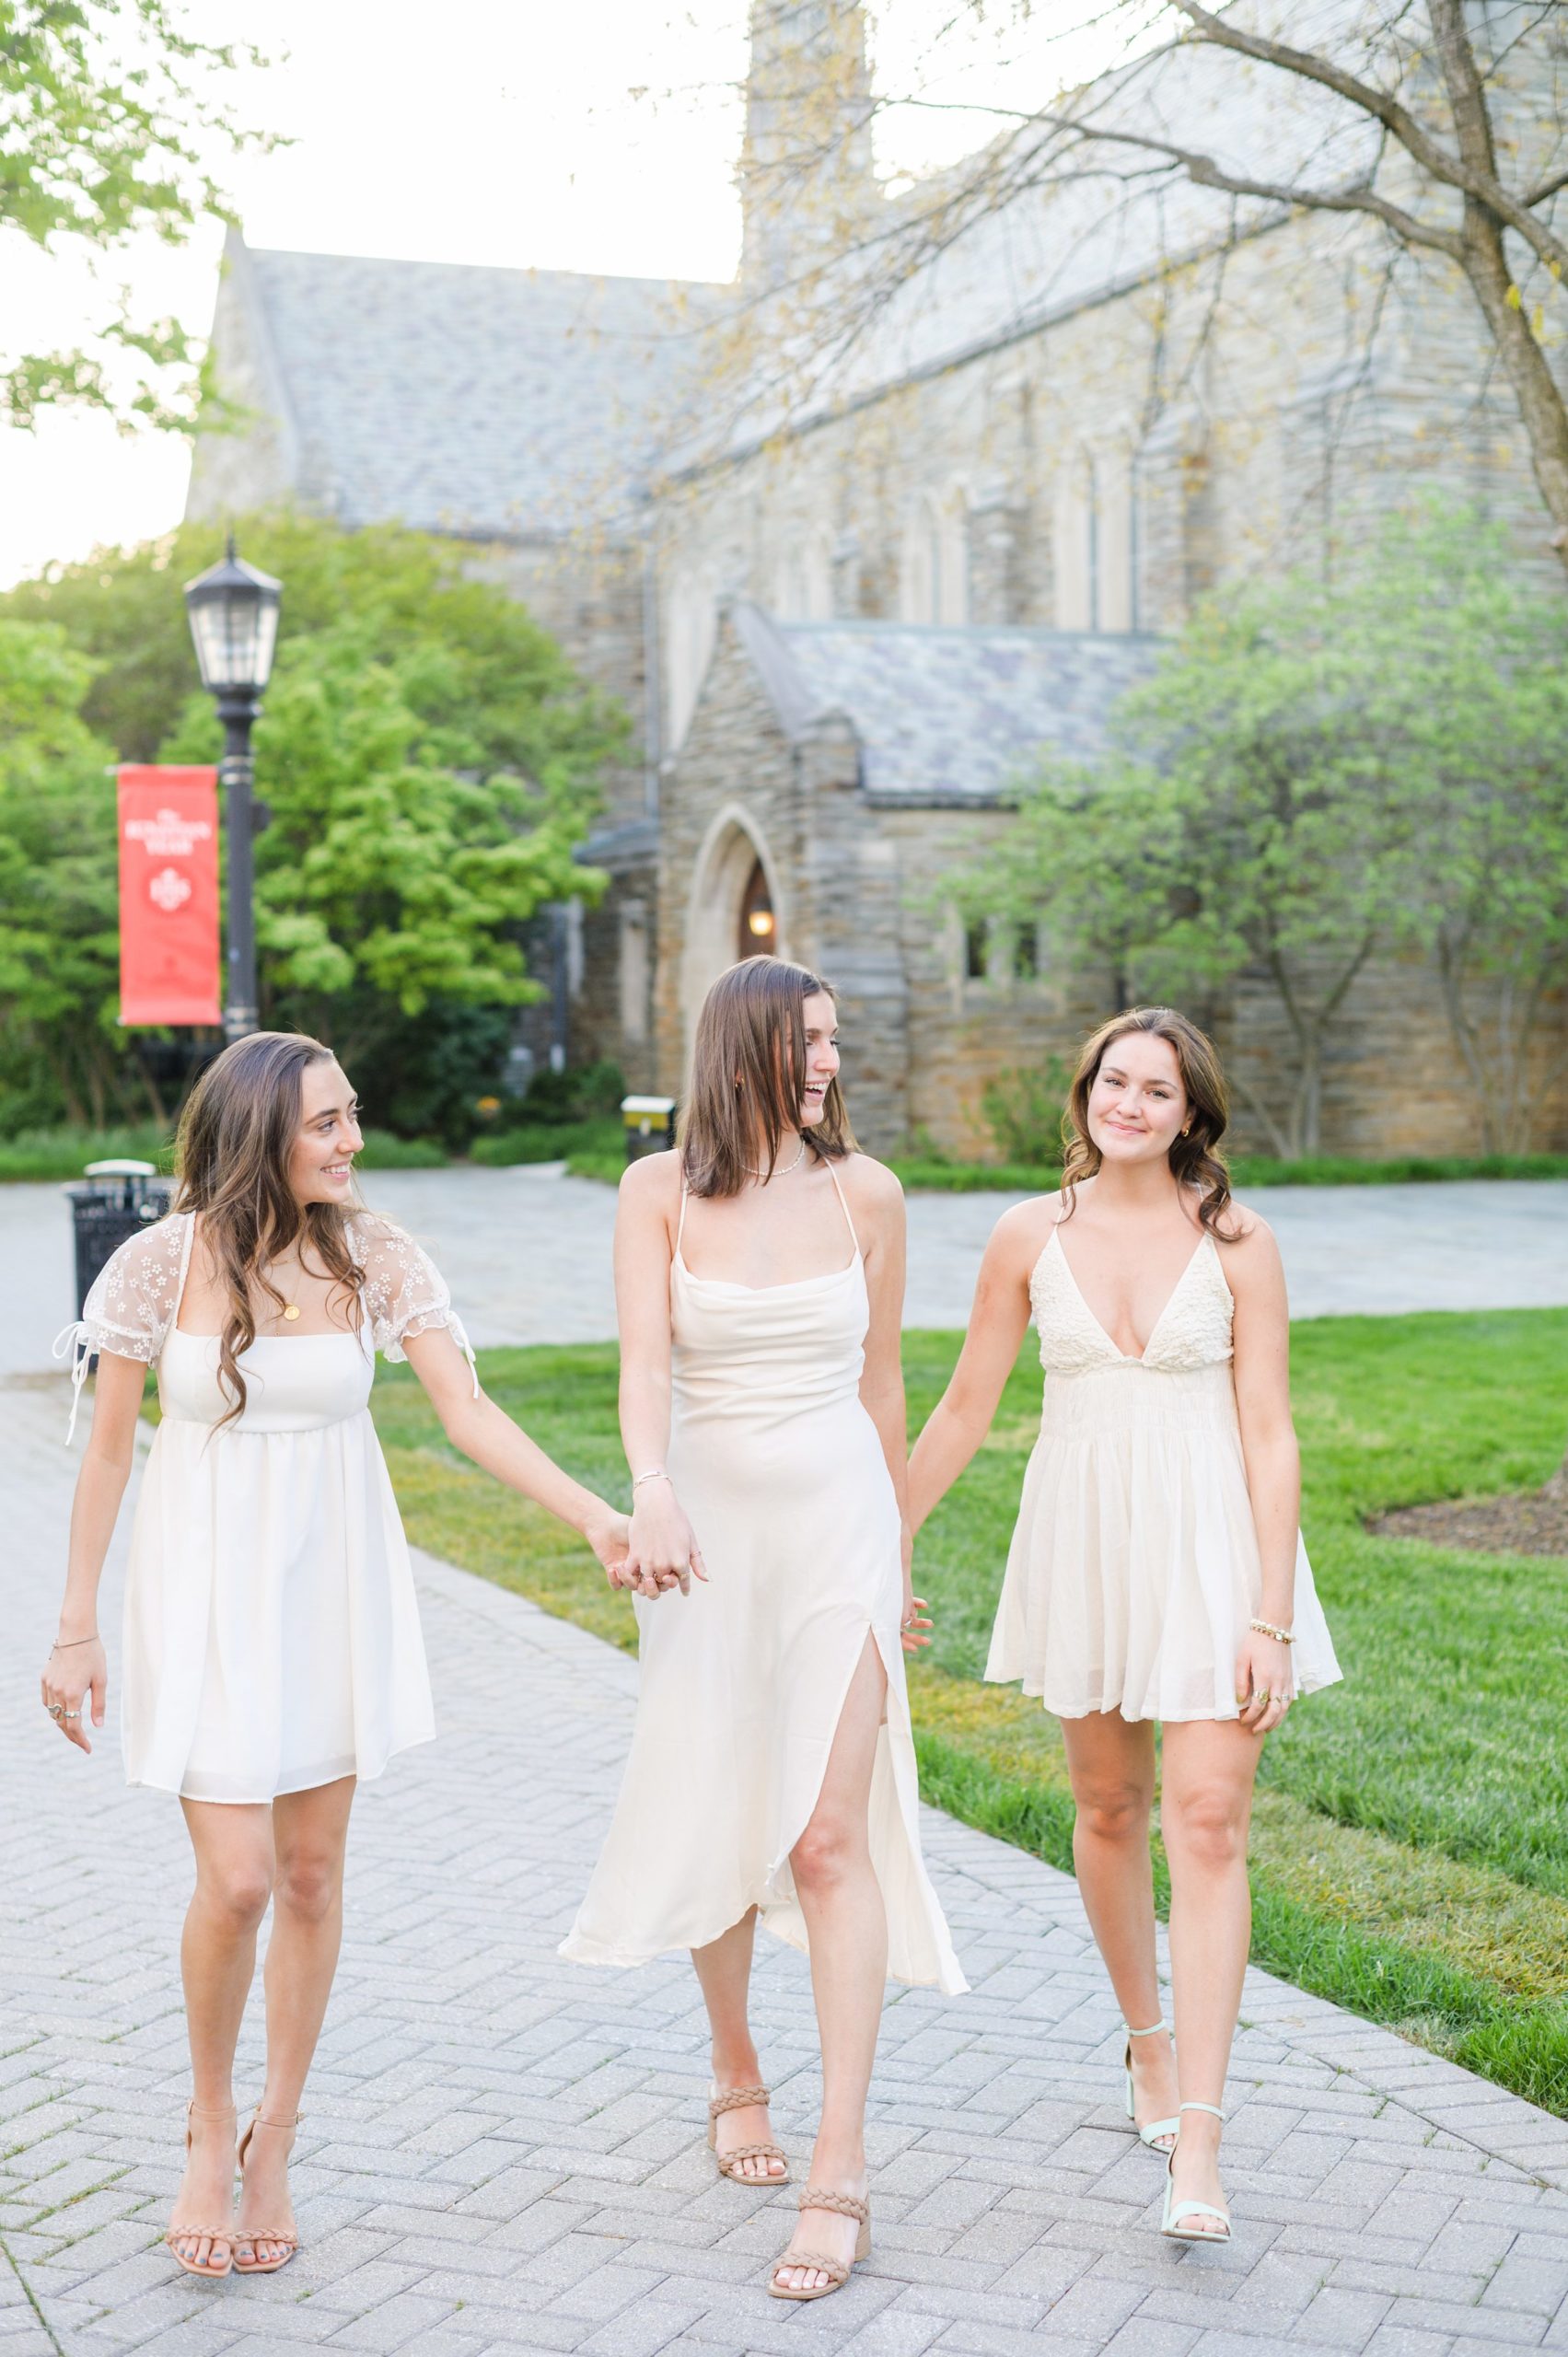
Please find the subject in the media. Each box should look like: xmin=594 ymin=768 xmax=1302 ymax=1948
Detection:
xmin=1060 ymin=1005 xmax=1238 ymax=1238
xmin=172 ymin=1031 xmax=365 ymax=1424
xmin=679 ymin=957 xmax=854 ymax=1198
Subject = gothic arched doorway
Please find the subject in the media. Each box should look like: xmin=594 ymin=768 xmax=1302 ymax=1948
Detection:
xmin=738 ymin=858 xmax=775 ymax=959
xmin=681 ymin=808 xmax=788 ymax=1057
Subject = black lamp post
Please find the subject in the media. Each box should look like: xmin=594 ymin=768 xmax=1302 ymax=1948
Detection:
xmin=182 ymin=535 xmax=282 ymax=1041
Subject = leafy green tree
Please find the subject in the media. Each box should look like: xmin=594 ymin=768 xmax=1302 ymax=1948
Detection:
xmin=0 ymin=514 xmax=630 ymax=1124
xmin=0 ymin=621 xmax=133 ymax=1123
xmin=955 ymin=505 xmax=1568 ymax=1157
xmin=2 ymin=0 xmax=276 ymax=430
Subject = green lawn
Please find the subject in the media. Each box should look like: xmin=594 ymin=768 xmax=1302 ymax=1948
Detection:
xmin=371 ymin=1308 xmax=1568 ymax=2115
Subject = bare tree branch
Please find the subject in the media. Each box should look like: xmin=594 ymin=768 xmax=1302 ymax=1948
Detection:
xmin=1172 ymin=0 xmax=1568 ymax=276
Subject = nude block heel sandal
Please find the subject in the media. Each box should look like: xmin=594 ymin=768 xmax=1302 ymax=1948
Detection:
xmin=1123 ymin=2016 xmax=1179 ymax=2153
xmin=165 ymin=2099 xmax=238 ymax=2278
xmin=232 ymin=2104 xmax=302 ymax=2273
xmin=1161 ymin=2101 xmax=1232 ymax=2243
xmin=768 ymin=2187 xmax=871 ymax=2302
xmin=707 ymin=2083 xmax=788 ymax=2183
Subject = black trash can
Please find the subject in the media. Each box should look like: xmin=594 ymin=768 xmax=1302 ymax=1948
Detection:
xmin=67 ymin=1161 xmax=173 ymax=1320
xmin=621 ymin=1095 xmax=677 ymax=1165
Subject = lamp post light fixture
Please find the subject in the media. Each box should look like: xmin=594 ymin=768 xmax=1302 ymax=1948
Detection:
xmin=182 ymin=535 xmax=282 ymax=1041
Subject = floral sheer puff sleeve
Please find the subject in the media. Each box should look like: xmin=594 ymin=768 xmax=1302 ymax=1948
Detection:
xmin=56 ymin=1213 xmax=193 ymax=1444
xmin=352 ymin=1218 xmax=480 ymax=1395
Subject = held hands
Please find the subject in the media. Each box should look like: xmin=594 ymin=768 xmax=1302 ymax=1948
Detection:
xmin=1235 ymin=1631 xmax=1293 ymax=1735
xmin=900 ymin=1526 xmax=933 ymax=1655
xmin=40 ymin=1635 xmax=107 ymax=1755
xmin=613 ymin=1479 xmax=708 ymax=1602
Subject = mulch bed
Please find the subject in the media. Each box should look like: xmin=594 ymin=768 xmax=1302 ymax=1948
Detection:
xmin=1371 ymin=1486 xmax=1568 ymax=1558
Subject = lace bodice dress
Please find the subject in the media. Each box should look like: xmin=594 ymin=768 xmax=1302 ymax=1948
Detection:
xmin=61 ymin=1211 xmax=474 ymax=1802
xmin=985 ymin=1223 xmax=1342 ymax=1722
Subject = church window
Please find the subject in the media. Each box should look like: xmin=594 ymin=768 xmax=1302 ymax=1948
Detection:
xmin=900 ymin=487 xmax=969 ymax=625
xmin=668 ymin=571 xmax=717 ymax=749
xmin=738 ymin=858 xmax=776 ymax=959
xmin=1012 ymin=921 xmax=1040 ymax=981
xmin=963 ymin=920 xmax=990 ymax=981
xmin=1054 ymin=457 xmax=1094 ymax=630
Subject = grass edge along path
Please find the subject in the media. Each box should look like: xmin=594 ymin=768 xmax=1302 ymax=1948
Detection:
xmin=377 ymin=1358 xmax=1568 ymax=2124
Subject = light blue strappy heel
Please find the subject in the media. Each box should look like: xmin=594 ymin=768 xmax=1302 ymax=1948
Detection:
xmin=1161 ymin=2101 xmax=1232 ymax=2242
xmin=1123 ymin=2018 xmax=1179 ymax=2153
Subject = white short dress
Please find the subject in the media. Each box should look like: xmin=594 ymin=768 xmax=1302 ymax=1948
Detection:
xmin=63 ymin=1211 xmax=473 ymax=1803
xmin=563 ymin=1162 xmax=967 ymax=1994
xmin=986 ymin=1221 xmax=1342 ymax=1723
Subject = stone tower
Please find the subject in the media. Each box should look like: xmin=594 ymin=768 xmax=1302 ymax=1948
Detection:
xmin=740 ymin=0 xmax=877 ymax=287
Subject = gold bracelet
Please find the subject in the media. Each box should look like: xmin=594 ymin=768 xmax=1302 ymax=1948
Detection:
xmin=1249 ymin=1617 xmax=1295 ymax=1645
xmin=52 ymin=1633 xmax=100 ymax=1649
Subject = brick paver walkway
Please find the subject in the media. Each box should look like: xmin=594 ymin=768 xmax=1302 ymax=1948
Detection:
xmin=7 ymin=1380 xmax=1568 ymax=2357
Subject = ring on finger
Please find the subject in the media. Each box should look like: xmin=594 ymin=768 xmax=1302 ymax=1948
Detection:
xmin=46 ymin=1703 xmax=64 ymax=1720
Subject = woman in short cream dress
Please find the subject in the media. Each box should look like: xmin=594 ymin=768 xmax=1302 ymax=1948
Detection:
xmin=42 ymin=1032 xmax=630 ymax=2282
xmin=563 ymin=956 xmax=965 ymax=2304
xmin=909 ymin=1007 xmax=1340 ymax=2247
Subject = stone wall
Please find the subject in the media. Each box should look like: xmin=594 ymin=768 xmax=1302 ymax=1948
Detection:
xmin=659 ymin=618 xmax=1568 ymax=1163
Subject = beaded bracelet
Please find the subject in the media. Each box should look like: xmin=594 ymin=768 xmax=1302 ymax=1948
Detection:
xmin=1249 ymin=1617 xmax=1295 ymax=1645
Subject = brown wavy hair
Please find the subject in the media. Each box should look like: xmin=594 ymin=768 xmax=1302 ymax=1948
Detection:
xmin=1059 ymin=1006 xmax=1238 ymax=1238
xmin=172 ymin=1031 xmax=365 ymax=1424
xmin=679 ymin=957 xmax=855 ymax=1198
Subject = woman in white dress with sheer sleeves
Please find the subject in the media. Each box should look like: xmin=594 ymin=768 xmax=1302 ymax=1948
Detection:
xmin=910 ymin=1008 xmax=1340 ymax=2250
xmin=42 ymin=1033 xmax=631 ymax=2283
xmin=563 ymin=957 xmax=965 ymax=2305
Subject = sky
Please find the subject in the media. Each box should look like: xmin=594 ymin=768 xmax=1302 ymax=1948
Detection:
xmin=0 ymin=0 xmax=1147 ymax=587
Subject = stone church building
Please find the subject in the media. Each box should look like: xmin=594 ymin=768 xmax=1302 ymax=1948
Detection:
xmin=188 ymin=2 xmax=1567 ymax=1156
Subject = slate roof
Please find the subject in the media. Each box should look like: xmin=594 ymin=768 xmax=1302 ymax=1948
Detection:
xmin=731 ymin=603 xmax=1158 ymax=802
xmin=234 ymin=238 xmax=725 ymax=539
xmin=710 ymin=0 xmax=1387 ymax=455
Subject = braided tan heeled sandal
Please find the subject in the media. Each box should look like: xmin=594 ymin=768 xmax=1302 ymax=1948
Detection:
xmin=767 ymin=2185 xmax=871 ymax=2302
xmin=232 ymin=2104 xmax=302 ymax=2273
xmin=165 ymin=2099 xmax=238 ymax=2278
xmin=707 ymin=2083 xmax=788 ymax=2182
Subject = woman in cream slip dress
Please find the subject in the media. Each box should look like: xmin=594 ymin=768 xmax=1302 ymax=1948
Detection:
xmin=41 ymin=1032 xmax=630 ymax=2285
xmin=909 ymin=1007 xmax=1340 ymax=2252
xmin=563 ymin=956 xmax=965 ymax=2305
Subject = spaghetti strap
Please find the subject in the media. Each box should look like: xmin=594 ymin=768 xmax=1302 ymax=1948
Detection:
xmin=823 ymin=1158 xmax=861 ymax=1258
xmin=675 ymin=1175 xmax=690 ymax=1258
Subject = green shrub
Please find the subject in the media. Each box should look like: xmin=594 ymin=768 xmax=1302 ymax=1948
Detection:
xmin=981 ymin=1058 xmax=1072 ymax=1167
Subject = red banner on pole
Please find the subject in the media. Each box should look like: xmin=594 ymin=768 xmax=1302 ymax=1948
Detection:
xmin=117 ymin=767 xmax=222 ymax=1027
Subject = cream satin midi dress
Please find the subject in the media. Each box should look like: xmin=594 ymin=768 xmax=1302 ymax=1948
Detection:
xmin=563 ymin=1162 xmax=967 ymax=1994
xmin=987 ymin=1221 xmax=1342 ymax=1722
xmin=63 ymin=1210 xmax=474 ymax=1802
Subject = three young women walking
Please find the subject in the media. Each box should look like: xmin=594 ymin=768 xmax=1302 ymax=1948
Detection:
xmin=42 ymin=1031 xmax=631 ymax=2281
xmin=909 ymin=1006 xmax=1340 ymax=2241
xmin=563 ymin=956 xmax=966 ymax=2301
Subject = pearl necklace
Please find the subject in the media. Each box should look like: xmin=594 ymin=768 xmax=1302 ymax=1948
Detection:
xmin=745 ymin=1137 xmax=807 ymax=1180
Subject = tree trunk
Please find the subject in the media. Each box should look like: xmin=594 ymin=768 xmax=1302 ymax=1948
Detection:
xmin=1457 ymin=204 xmax=1568 ymax=570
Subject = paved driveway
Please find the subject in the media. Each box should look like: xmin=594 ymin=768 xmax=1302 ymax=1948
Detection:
xmin=7 ymin=1382 xmax=1568 ymax=2356
xmin=9 ymin=1171 xmax=1567 ymax=1379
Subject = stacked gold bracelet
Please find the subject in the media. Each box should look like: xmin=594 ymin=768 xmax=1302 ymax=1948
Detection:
xmin=1249 ymin=1617 xmax=1295 ymax=1644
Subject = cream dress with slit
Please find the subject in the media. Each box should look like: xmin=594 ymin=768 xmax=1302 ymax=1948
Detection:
xmin=62 ymin=1211 xmax=474 ymax=1802
xmin=563 ymin=1162 xmax=967 ymax=1993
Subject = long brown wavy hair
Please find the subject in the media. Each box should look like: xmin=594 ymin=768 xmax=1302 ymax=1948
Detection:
xmin=172 ymin=1031 xmax=365 ymax=1424
xmin=1059 ymin=1006 xmax=1238 ymax=1238
xmin=679 ymin=957 xmax=855 ymax=1198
